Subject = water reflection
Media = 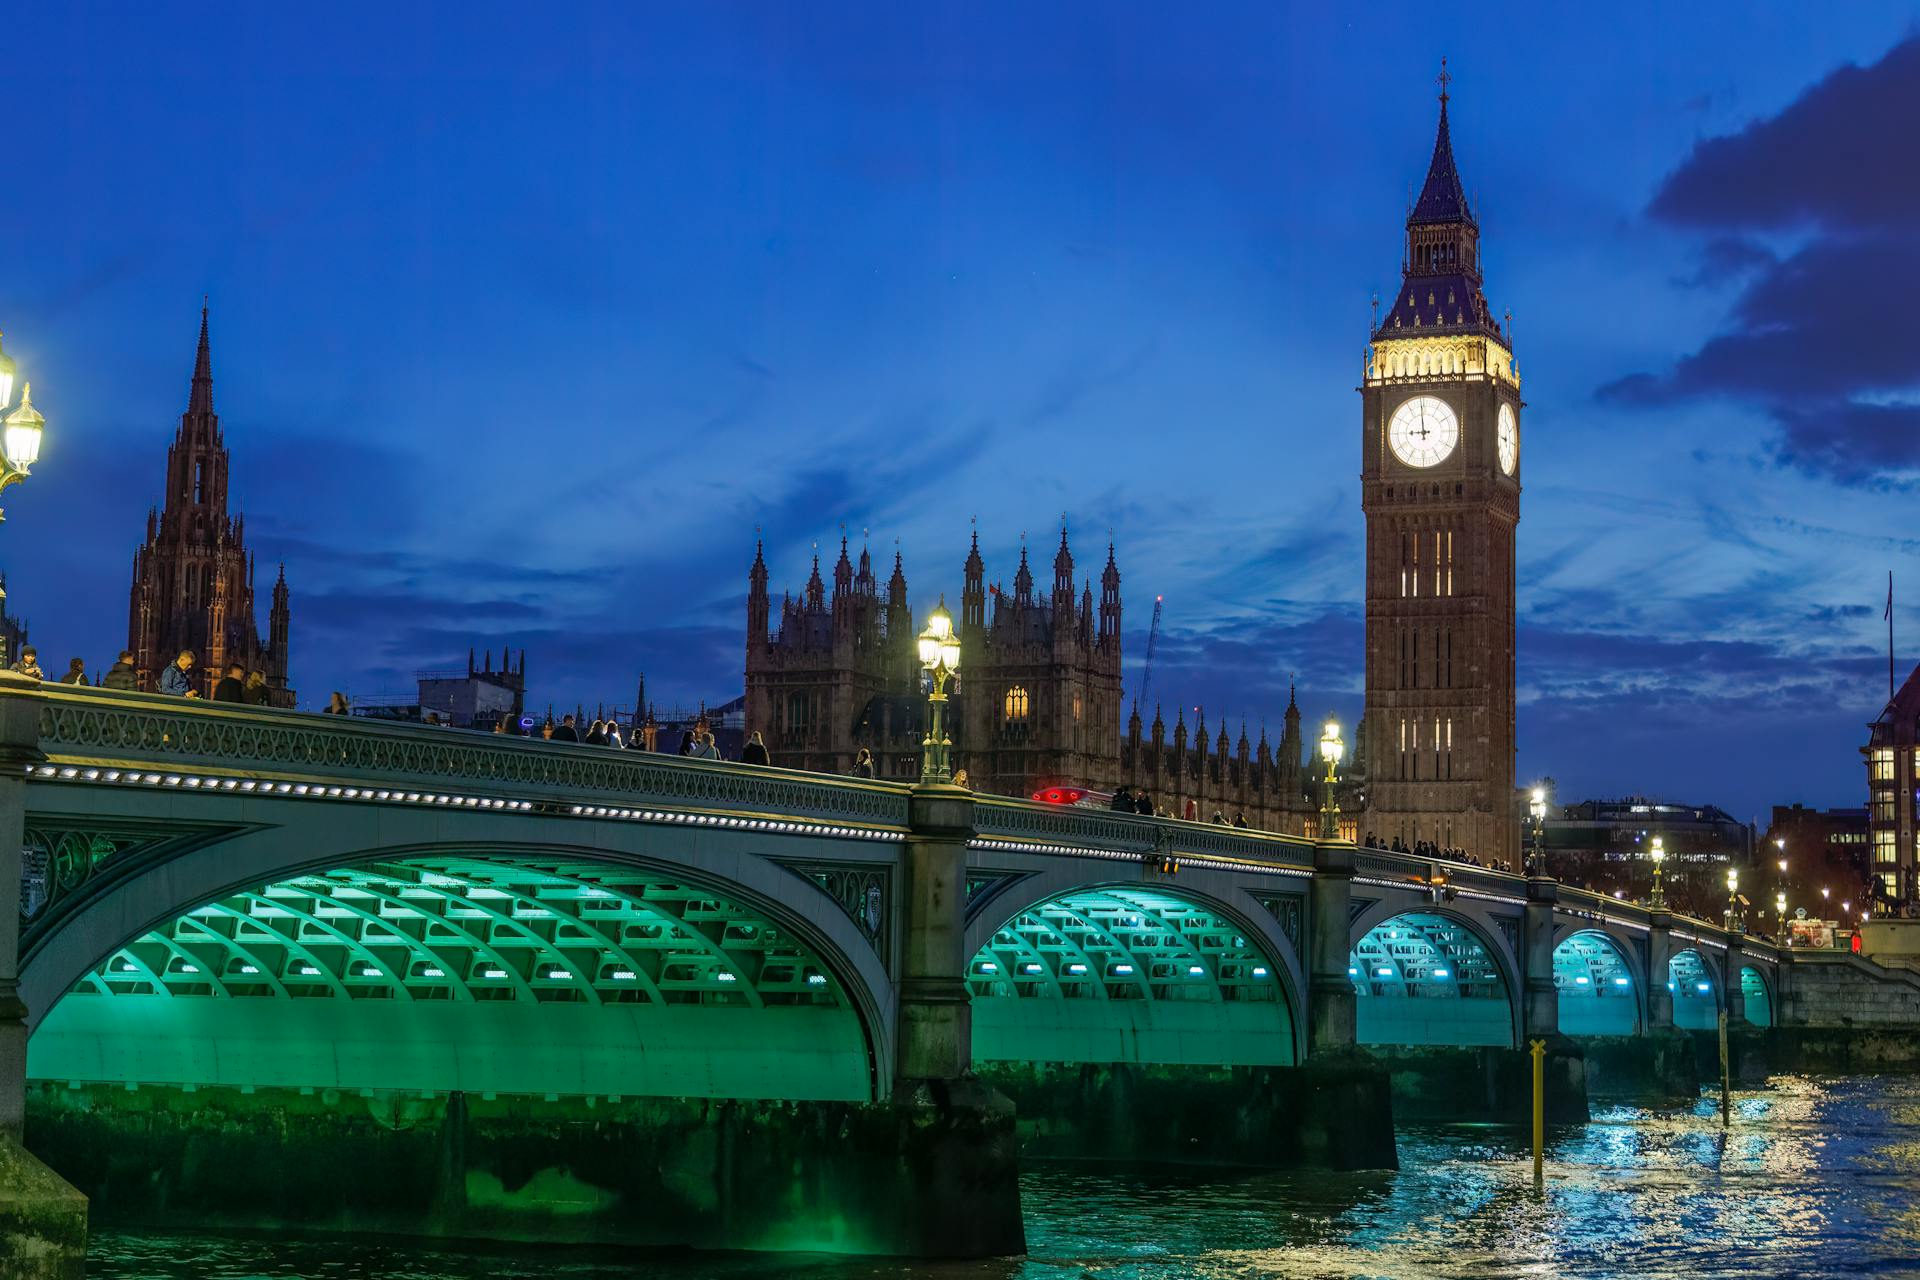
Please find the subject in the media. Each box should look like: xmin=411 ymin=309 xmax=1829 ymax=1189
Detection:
xmin=89 ymin=1076 xmax=1920 ymax=1279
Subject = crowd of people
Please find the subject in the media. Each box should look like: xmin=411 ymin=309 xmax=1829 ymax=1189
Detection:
xmin=1360 ymin=832 xmax=1518 ymax=873
xmin=10 ymin=646 xmax=275 ymax=703
xmin=1107 ymin=784 xmax=1252 ymax=828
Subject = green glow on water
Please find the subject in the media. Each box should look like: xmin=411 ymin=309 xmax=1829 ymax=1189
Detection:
xmin=84 ymin=1076 xmax=1920 ymax=1279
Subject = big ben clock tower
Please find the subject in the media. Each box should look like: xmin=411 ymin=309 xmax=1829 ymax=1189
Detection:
xmin=1361 ymin=71 xmax=1522 ymax=865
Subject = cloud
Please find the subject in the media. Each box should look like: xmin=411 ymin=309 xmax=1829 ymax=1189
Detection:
xmin=1647 ymin=37 xmax=1920 ymax=232
xmin=1602 ymin=35 xmax=1920 ymax=488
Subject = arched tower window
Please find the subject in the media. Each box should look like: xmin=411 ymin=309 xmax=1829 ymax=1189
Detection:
xmin=1003 ymin=686 xmax=1030 ymax=725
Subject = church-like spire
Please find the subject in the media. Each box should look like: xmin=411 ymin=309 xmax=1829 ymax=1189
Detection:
xmin=1410 ymin=60 xmax=1473 ymax=228
xmin=188 ymin=302 xmax=215 ymax=418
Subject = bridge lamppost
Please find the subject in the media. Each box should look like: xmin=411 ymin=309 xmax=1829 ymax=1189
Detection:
xmin=1776 ymin=892 xmax=1789 ymax=944
xmin=1726 ymin=868 xmax=1740 ymax=931
xmin=0 ymin=340 xmax=47 ymax=668
xmin=1317 ymin=716 xmax=1343 ymax=839
xmin=1528 ymin=787 xmax=1547 ymax=874
xmin=1649 ymin=835 xmax=1667 ymax=910
xmin=915 ymin=597 xmax=960 ymax=784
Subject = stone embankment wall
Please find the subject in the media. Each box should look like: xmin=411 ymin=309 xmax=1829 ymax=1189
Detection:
xmin=1783 ymin=955 xmax=1920 ymax=1028
xmin=23 ymin=1082 xmax=1023 ymax=1258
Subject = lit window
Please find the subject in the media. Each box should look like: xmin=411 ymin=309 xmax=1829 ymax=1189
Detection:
xmin=1003 ymin=686 xmax=1029 ymax=725
xmin=1874 ymin=830 xmax=1898 ymax=864
xmin=1871 ymin=748 xmax=1896 ymax=783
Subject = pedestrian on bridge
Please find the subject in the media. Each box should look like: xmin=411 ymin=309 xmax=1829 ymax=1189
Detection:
xmin=552 ymin=715 xmax=580 ymax=743
xmin=742 ymin=731 xmax=770 ymax=766
xmin=1135 ymin=791 xmax=1154 ymax=816
xmin=101 ymin=651 xmax=137 ymax=691
xmin=243 ymin=671 xmax=270 ymax=705
xmin=322 ymin=692 xmax=349 ymax=715
xmin=213 ymin=663 xmax=246 ymax=703
xmin=850 ymin=748 xmax=874 ymax=778
xmin=157 ymin=650 xmax=196 ymax=697
xmin=59 ymin=658 xmax=89 ymax=686
xmin=11 ymin=646 xmax=44 ymax=679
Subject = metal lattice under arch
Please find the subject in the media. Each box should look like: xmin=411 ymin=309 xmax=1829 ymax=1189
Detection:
xmin=29 ymin=856 xmax=873 ymax=1102
xmin=965 ymin=887 xmax=1294 ymax=1067
xmin=1553 ymin=930 xmax=1639 ymax=1036
xmin=1350 ymin=912 xmax=1514 ymax=1047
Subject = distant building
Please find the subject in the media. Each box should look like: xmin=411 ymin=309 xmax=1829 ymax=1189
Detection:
xmin=354 ymin=648 xmax=526 ymax=729
xmin=419 ymin=649 xmax=526 ymax=728
xmin=744 ymin=530 xmax=1124 ymax=797
xmin=1865 ymin=664 xmax=1920 ymax=903
xmin=0 ymin=574 xmax=26 ymax=668
xmin=1532 ymin=796 xmax=1753 ymax=916
xmin=128 ymin=307 xmax=292 ymax=704
xmin=1762 ymin=803 xmax=1872 ymax=910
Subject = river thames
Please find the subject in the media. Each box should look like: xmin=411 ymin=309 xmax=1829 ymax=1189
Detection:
xmin=86 ymin=1074 xmax=1920 ymax=1279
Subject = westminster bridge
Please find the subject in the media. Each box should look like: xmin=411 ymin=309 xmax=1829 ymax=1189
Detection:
xmin=0 ymin=678 xmax=1913 ymax=1272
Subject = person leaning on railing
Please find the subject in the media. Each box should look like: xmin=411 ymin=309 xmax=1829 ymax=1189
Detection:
xmin=157 ymin=650 xmax=198 ymax=698
xmin=101 ymin=651 xmax=137 ymax=691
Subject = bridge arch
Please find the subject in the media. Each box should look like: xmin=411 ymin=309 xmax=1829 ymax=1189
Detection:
xmin=1739 ymin=965 xmax=1774 ymax=1027
xmin=1667 ymin=947 xmax=1721 ymax=1030
xmin=1348 ymin=901 xmax=1520 ymax=1048
xmin=1551 ymin=929 xmax=1641 ymax=1036
xmin=964 ymin=881 xmax=1300 ymax=1067
xmin=20 ymin=809 xmax=896 ymax=1100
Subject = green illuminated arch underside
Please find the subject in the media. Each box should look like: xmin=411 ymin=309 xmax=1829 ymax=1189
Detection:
xmin=1351 ymin=912 xmax=1513 ymax=1047
xmin=966 ymin=888 xmax=1294 ymax=1066
xmin=1554 ymin=930 xmax=1639 ymax=1037
xmin=28 ymin=857 xmax=870 ymax=1101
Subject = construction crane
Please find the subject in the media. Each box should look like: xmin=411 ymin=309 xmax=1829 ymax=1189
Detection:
xmin=1137 ymin=595 xmax=1163 ymax=713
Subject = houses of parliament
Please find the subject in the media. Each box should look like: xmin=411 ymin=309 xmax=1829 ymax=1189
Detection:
xmin=745 ymin=79 xmax=1521 ymax=858
xmin=744 ymin=528 xmax=1352 ymax=835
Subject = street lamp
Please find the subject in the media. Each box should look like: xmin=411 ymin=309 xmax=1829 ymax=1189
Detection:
xmin=0 ymin=341 xmax=48 ymax=668
xmin=1528 ymin=787 xmax=1547 ymax=873
xmin=1318 ymin=717 xmax=1344 ymax=839
xmin=1776 ymin=891 xmax=1788 ymax=943
xmin=1726 ymin=867 xmax=1740 ymax=931
xmin=916 ymin=597 xmax=961 ymax=783
xmin=1649 ymin=835 xmax=1667 ymax=910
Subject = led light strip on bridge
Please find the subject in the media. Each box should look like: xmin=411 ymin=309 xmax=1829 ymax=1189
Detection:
xmin=968 ymin=835 xmax=1313 ymax=878
xmin=26 ymin=762 xmax=903 ymax=843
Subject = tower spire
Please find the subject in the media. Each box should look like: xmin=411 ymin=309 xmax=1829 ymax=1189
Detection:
xmin=189 ymin=300 xmax=214 ymax=417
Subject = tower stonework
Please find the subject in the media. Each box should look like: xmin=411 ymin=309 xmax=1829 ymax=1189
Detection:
xmin=128 ymin=307 xmax=294 ymax=704
xmin=1361 ymin=82 xmax=1520 ymax=863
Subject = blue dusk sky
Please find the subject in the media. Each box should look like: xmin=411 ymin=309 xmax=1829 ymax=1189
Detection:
xmin=4 ymin=3 xmax=1918 ymax=821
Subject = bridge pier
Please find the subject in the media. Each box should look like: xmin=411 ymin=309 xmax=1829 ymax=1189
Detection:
xmin=1646 ymin=911 xmax=1675 ymax=1031
xmin=1308 ymin=841 xmax=1357 ymax=1052
xmin=0 ymin=675 xmax=86 ymax=1278
xmin=891 ymin=781 xmax=1022 ymax=1258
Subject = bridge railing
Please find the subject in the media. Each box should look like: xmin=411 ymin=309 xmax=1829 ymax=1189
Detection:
xmin=969 ymin=794 xmax=1318 ymax=873
xmin=24 ymin=682 xmax=911 ymax=831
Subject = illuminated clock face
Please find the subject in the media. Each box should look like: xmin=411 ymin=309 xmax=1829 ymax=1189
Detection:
xmin=1497 ymin=403 xmax=1519 ymax=475
xmin=1388 ymin=396 xmax=1458 ymax=468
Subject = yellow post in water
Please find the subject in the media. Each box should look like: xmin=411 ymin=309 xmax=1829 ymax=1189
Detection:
xmin=1718 ymin=1010 xmax=1732 ymax=1129
xmin=1529 ymin=1038 xmax=1545 ymax=1188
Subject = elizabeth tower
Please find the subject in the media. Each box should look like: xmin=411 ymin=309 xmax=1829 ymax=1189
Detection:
xmin=1361 ymin=76 xmax=1521 ymax=864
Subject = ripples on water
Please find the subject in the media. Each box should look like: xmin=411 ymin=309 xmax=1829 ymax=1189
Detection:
xmin=89 ymin=1076 xmax=1920 ymax=1279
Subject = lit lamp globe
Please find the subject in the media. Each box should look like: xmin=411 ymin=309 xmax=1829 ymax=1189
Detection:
xmin=1529 ymin=788 xmax=1546 ymax=823
xmin=1726 ymin=868 xmax=1738 ymax=894
xmin=1319 ymin=718 xmax=1343 ymax=766
xmin=2 ymin=383 xmax=42 ymax=477
xmin=918 ymin=600 xmax=953 ymax=669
